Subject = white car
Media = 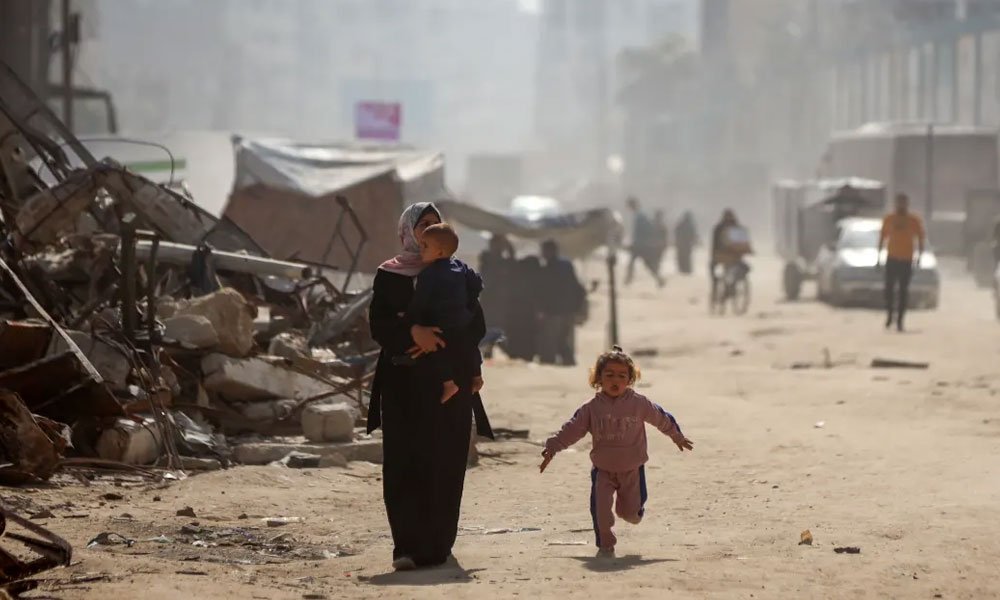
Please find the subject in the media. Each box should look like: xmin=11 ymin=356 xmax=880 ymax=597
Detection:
xmin=816 ymin=218 xmax=940 ymax=309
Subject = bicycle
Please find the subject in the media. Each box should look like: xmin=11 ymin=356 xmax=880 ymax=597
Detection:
xmin=711 ymin=260 xmax=751 ymax=315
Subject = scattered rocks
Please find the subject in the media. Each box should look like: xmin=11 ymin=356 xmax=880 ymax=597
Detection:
xmin=301 ymin=402 xmax=359 ymax=443
xmin=162 ymin=314 xmax=220 ymax=350
xmin=176 ymin=506 xmax=197 ymax=518
xmin=167 ymin=288 xmax=256 ymax=357
xmin=232 ymin=438 xmax=382 ymax=466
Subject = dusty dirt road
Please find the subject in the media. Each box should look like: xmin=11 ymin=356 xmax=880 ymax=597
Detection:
xmin=12 ymin=255 xmax=1000 ymax=599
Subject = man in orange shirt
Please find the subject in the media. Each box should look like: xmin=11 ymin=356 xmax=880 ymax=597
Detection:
xmin=877 ymin=193 xmax=925 ymax=331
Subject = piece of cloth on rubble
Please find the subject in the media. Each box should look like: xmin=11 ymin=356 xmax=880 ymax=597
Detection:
xmin=187 ymin=244 xmax=221 ymax=297
xmin=378 ymin=202 xmax=441 ymax=277
xmin=544 ymin=388 xmax=684 ymax=472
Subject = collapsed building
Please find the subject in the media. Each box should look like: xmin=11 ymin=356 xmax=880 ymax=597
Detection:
xmin=0 ymin=58 xmax=395 ymax=489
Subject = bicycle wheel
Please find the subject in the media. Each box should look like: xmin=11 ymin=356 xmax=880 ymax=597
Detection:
xmin=730 ymin=277 xmax=751 ymax=315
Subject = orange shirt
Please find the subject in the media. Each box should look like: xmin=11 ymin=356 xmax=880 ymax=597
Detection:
xmin=880 ymin=213 xmax=925 ymax=260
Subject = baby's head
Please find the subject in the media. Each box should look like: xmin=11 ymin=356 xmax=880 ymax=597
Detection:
xmin=419 ymin=223 xmax=459 ymax=263
xmin=588 ymin=345 xmax=640 ymax=398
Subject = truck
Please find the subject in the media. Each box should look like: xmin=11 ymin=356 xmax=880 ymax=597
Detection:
xmin=817 ymin=122 xmax=999 ymax=256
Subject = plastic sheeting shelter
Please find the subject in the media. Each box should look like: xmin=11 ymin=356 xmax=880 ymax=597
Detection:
xmin=223 ymin=138 xmax=450 ymax=273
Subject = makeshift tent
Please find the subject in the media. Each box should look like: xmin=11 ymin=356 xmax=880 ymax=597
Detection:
xmin=436 ymin=200 xmax=623 ymax=258
xmin=223 ymin=137 xmax=451 ymax=273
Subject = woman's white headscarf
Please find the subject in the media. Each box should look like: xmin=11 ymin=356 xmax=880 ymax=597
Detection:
xmin=377 ymin=202 xmax=441 ymax=277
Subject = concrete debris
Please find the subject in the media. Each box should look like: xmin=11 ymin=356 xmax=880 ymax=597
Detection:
xmin=95 ymin=417 xmax=164 ymax=465
xmin=232 ymin=438 xmax=383 ymax=466
xmin=268 ymin=332 xmax=310 ymax=360
xmin=48 ymin=330 xmax=131 ymax=390
xmin=301 ymin=402 xmax=360 ymax=443
xmin=162 ymin=314 xmax=220 ymax=350
xmin=235 ymin=399 xmax=299 ymax=422
xmin=169 ymin=288 xmax=256 ymax=357
xmin=0 ymin=63 xmax=379 ymax=478
xmin=202 ymin=354 xmax=350 ymax=403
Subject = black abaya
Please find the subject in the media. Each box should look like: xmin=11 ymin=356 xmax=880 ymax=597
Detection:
xmin=367 ymin=269 xmax=492 ymax=566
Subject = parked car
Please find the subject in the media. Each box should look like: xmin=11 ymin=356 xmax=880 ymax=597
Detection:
xmin=816 ymin=218 xmax=940 ymax=309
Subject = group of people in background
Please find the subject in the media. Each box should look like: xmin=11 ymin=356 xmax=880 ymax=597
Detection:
xmin=478 ymin=234 xmax=586 ymax=367
xmin=624 ymin=196 xmax=703 ymax=286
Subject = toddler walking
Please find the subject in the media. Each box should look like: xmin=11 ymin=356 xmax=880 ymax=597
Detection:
xmin=540 ymin=346 xmax=693 ymax=556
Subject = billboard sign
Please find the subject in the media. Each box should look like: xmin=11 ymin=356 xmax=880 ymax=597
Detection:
xmin=354 ymin=101 xmax=402 ymax=141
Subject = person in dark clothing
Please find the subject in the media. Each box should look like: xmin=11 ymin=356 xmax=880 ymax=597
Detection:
xmin=504 ymin=256 xmax=543 ymax=361
xmin=674 ymin=211 xmax=698 ymax=275
xmin=396 ymin=222 xmax=484 ymax=403
xmin=367 ymin=202 xmax=493 ymax=572
xmin=992 ymin=219 xmax=1000 ymax=267
xmin=709 ymin=209 xmax=738 ymax=302
xmin=538 ymin=239 xmax=586 ymax=366
xmin=625 ymin=197 xmax=665 ymax=287
xmin=478 ymin=234 xmax=516 ymax=359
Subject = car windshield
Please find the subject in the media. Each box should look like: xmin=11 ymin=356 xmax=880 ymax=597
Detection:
xmin=839 ymin=227 xmax=880 ymax=249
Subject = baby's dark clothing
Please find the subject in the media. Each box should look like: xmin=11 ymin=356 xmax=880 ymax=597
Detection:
xmin=395 ymin=257 xmax=483 ymax=383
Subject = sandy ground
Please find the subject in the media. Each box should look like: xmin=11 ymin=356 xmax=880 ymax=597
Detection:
xmin=9 ymin=254 xmax=1000 ymax=600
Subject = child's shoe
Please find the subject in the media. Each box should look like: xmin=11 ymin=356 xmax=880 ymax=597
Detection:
xmin=392 ymin=556 xmax=417 ymax=571
xmin=596 ymin=547 xmax=615 ymax=558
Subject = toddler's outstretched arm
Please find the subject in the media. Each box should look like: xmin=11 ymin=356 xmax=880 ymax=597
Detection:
xmin=539 ymin=405 xmax=592 ymax=472
xmin=641 ymin=399 xmax=694 ymax=451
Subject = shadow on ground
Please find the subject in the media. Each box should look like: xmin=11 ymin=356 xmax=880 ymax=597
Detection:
xmin=570 ymin=554 xmax=678 ymax=573
xmin=363 ymin=559 xmax=485 ymax=587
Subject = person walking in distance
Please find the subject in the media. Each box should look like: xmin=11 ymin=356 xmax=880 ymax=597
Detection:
xmin=877 ymin=193 xmax=925 ymax=332
xmin=625 ymin=197 xmax=665 ymax=288
xmin=537 ymin=240 xmax=586 ymax=366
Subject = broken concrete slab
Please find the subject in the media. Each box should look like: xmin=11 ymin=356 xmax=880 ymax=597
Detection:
xmin=267 ymin=332 xmax=310 ymax=360
xmin=201 ymin=354 xmax=347 ymax=403
xmin=231 ymin=438 xmax=382 ymax=465
xmin=48 ymin=330 xmax=131 ymax=390
xmin=301 ymin=402 xmax=359 ymax=443
xmin=95 ymin=417 xmax=164 ymax=465
xmin=234 ymin=399 xmax=298 ymax=422
xmin=162 ymin=314 xmax=220 ymax=350
xmin=170 ymin=288 xmax=255 ymax=357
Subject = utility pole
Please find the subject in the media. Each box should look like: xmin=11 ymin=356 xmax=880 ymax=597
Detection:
xmin=925 ymin=123 xmax=935 ymax=219
xmin=605 ymin=229 xmax=620 ymax=348
xmin=61 ymin=0 xmax=76 ymax=133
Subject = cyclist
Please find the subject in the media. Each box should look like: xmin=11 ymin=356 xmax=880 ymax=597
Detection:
xmin=710 ymin=209 xmax=753 ymax=306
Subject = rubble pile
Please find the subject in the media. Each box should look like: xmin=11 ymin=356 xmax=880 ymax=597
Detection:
xmin=0 ymin=60 xmax=380 ymax=487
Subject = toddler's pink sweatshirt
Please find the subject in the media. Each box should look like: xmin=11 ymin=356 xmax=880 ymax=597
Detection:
xmin=544 ymin=388 xmax=684 ymax=472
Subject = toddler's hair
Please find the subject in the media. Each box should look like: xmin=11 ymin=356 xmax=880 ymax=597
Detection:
xmin=423 ymin=222 xmax=459 ymax=256
xmin=588 ymin=345 xmax=641 ymax=389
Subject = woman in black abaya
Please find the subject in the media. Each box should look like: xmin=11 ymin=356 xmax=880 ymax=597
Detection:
xmin=367 ymin=202 xmax=492 ymax=571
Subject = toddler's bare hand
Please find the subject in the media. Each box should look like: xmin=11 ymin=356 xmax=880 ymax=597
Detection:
xmin=673 ymin=436 xmax=694 ymax=452
xmin=472 ymin=376 xmax=484 ymax=393
xmin=539 ymin=449 xmax=554 ymax=473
